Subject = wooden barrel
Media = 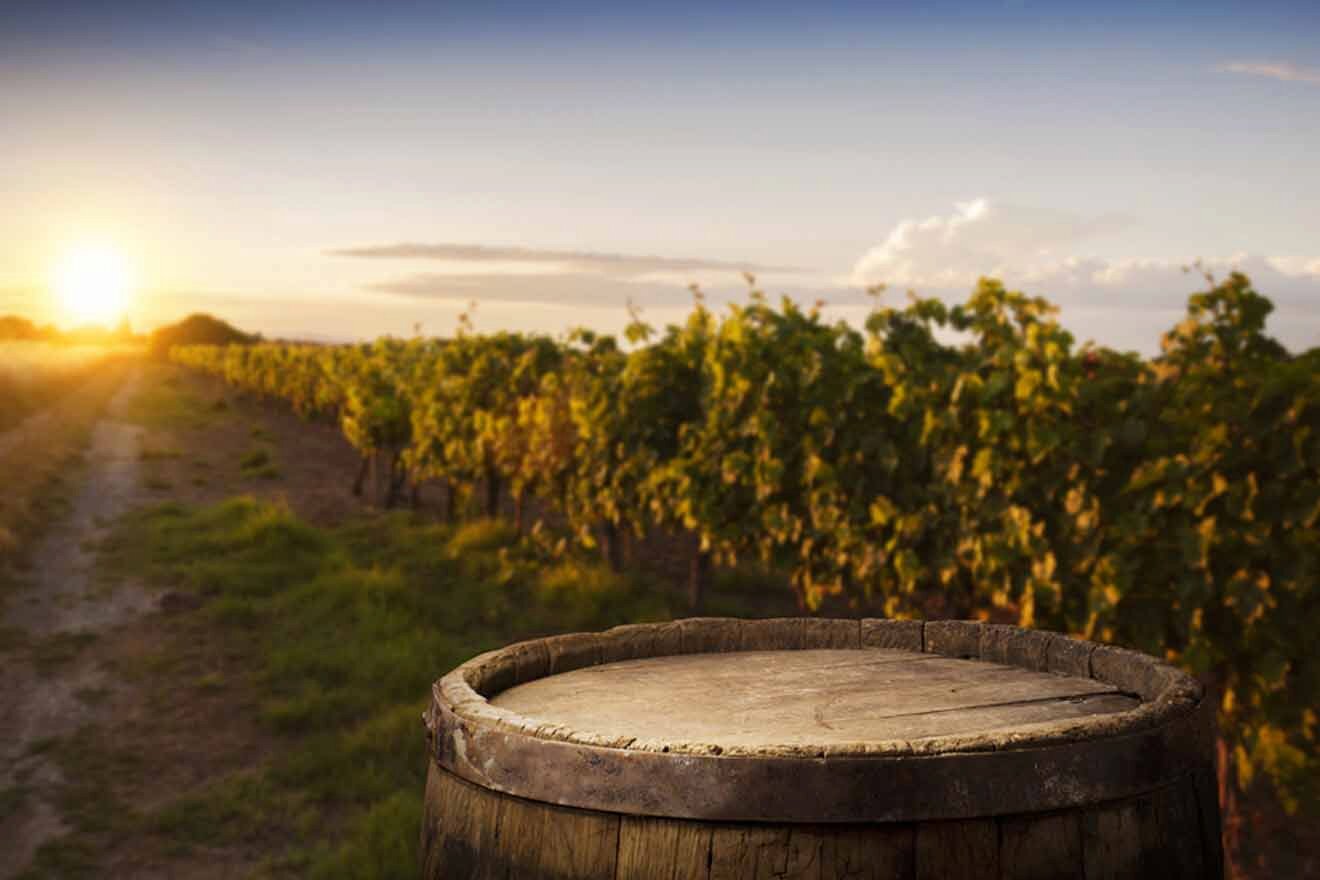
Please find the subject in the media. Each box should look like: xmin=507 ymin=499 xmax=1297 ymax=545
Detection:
xmin=422 ymin=618 xmax=1222 ymax=879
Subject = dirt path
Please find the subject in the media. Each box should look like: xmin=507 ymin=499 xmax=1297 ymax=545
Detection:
xmin=0 ymin=369 xmax=153 ymax=877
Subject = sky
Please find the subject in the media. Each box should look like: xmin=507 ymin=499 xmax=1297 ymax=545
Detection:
xmin=2 ymin=0 xmax=1318 ymax=353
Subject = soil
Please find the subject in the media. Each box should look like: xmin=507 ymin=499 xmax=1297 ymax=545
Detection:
xmin=134 ymin=366 xmax=365 ymax=526
xmin=0 ymin=372 xmax=151 ymax=876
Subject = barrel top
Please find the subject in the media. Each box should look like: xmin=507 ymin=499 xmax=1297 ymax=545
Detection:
xmin=492 ymin=649 xmax=1140 ymax=749
xmin=425 ymin=618 xmax=1213 ymax=822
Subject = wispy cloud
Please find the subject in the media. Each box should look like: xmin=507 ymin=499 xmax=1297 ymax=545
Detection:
xmin=328 ymin=243 xmax=805 ymax=278
xmin=369 ymin=273 xmax=698 ymax=307
xmin=1216 ymin=61 xmax=1320 ymax=85
xmin=367 ymin=271 xmax=848 ymax=310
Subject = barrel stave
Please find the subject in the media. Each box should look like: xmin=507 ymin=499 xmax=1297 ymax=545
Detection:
xmin=424 ymin=764 xmax=1219 ymax=880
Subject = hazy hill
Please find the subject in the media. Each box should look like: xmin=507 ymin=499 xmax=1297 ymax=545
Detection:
xmin=149 ymin=313 xmax=257 ymax=358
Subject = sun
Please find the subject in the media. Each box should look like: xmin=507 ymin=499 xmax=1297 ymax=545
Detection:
xmin=53 ymin=243 xmax=133 ymax=326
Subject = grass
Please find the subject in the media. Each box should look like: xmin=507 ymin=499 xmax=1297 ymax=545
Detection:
xmin=0 ymin=525 xmax=20 ymax=559
xmin=0 ymin=622 xmax=30 ymax=651
xmin=74 ymin=685 xmax=112 ymax=705
xmin=147 ymin=772 xmax=299 ymax=852
xmin=26 ymin=736 xmax=60 ymax=757
xmin=17 ymin=838 xmax=99 ymax=879
xmin=122 ymin=368 xmax=216 ymax=430
xmin=0 ymin=344 xmax=119 ymax=433
xmin=0 ymin=358 xmax=126 ymax=595
xmin=45 ymin=727 xmax=145 ymax=835
xmin=138 ymin=446 xmax=182 ymax=461
xmin=705 ymin=564 xmax=798 ymax=618
xmin=30 ymin=630 xmax=98 ymax=673
xmin=240 ymin=446 xmax=280 ymax=480
xmin=195 ymin=671 xmax=225 ymax=692
xmin=0 ymin=783 xmax=29 ymax=824
xmin=13 ymin=728 xmax=145 ymax=879
xmin=95 ymin=497 xmax=677 ymax=873
xmin=239 ymin=447 xmax=271 ymax=470
xmin=0 ymin=429 xmax=94 ymax=573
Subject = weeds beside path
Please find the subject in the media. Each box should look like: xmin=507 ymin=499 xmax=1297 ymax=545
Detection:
xmin=0 ymin=366 xmax=151 ymax=876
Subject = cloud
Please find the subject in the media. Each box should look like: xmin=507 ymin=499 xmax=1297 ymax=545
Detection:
xmin=1037 ymin=254 xmax=1320 ymax=312
xmin=338 ymin=212 xmax=1320 ymax=355
xmin=851 ymin=199 xmax=1132 ymax=290
xmin=329 ymin=242 xmax=805 ymax=278
xmin=368 ymin=272 xmax=701 ymax=308
xmin=367 ymin=271 xmax=851 ymax=311
xmin=1216 ymin=61 xmax=1320 ymax=85
xmin=848 ymin=199 xmax=1320 ymax=353
xmin=342 ymin=240 xmax=821 ymax=313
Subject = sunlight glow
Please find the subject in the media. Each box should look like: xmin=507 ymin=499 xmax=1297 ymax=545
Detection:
xmin=53 ymin=243 xmax=133 ymax=326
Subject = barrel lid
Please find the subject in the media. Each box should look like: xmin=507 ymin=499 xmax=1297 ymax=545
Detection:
xmin=426 ymin=618 xmax=1211 ymax=822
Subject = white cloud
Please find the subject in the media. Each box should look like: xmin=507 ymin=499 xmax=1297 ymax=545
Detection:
xmin=851 ymin=199 xmax=1131 ymax=290
xmin=853 ymin=198 xmax=1320 ymax=304
xmin=367 ymin=271 xmax=850 ymax=313
xmin=341 ymin=242 xmax=822 ymax=312
xmin=848 ymin=199 xmax=1320 ymax=352
xmin=1267 ymin=256 xmax=1320 ymax=277
xmin=1217 ymin=61 xmax=1320 ymax=85
xmin=369 ymin=272 xmax=701 ymax=307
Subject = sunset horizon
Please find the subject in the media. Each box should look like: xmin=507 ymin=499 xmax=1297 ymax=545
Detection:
xmin=4 ymin=0 xmax=1319 ymax=354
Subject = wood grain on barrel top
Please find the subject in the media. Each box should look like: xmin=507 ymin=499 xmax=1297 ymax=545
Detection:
xmin=491 ymin=649 xmax=1137 ymax=747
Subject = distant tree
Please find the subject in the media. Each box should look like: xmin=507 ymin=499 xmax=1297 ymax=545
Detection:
xmin=0 ymin=315 xmax=55 ymax=341
xmin=149 ymin=313 xmax=257 ymax=359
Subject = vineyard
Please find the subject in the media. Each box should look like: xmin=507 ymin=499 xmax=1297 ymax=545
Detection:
xmin=171 ymin=272 xmax=1320 ymax=847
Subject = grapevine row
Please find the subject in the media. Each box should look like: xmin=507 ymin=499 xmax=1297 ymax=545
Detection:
xmin=171 ymin=273 xmax=1319 ymax=819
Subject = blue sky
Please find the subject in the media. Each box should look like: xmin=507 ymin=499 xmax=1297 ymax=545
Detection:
xmin=2 ymin=0 xmax=1318 ymax=351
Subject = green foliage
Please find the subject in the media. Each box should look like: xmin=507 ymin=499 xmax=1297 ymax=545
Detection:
xmin=305 ymin=791 xmax=421 ymax=880
xmin=240 ymin=445 xmax=280 ymax=480
xmin=445 ymin=518 xmax=519 ymax=556
xmin=147 ymin=773 xmax=285 ymax=848
xmin=122 ymin=368 xmax=218 ymax=430
xmin=172 ymin=271 xmax=1320 ymax=813
xmin=1107 ymin=273 xmax=1320 ymax=815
